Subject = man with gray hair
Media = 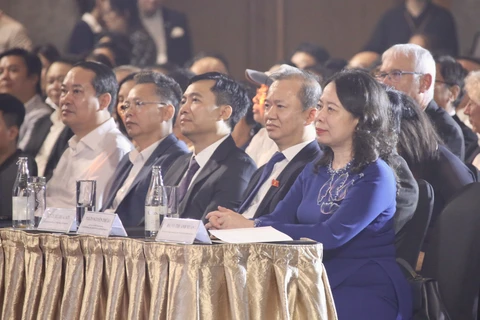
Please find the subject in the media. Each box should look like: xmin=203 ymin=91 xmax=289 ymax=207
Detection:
xmin=101 ymin=71 xmax=189 ymax=226
xmin=377 ymin=43 xmax=464 ymax=160
xmin=209 ymin=65 xmax=322 ymax=219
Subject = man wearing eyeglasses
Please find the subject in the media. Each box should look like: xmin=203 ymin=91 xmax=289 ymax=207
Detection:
xmin=100 ymin=71 xmax=189 ymax=227
xmin=377 ymin=43 xmax=464 ymax=160
xmin=47 ymin=61 xmax=133 ymax=209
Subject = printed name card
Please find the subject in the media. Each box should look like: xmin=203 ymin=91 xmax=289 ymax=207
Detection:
xmin=37 ymin=208 xmax=76 ymax=233
xmin=156 ymin=218 xmax=212 ymax=244
xmin=77 ymin=212 xmax=128 ymax=237
xmin=209 ymin=226 xmax=293 ymax=244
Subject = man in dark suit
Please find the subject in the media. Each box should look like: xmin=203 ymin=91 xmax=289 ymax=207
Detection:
xmin=234 ymin=66 xmax=322 ymax=220
xmin=378 ymin=43 xmax=465 ymax=160
xmin=101 ymin=71 xmax=189 ymax=226
xmin=0 ymin=94 xmax=37 ymax=220
xmin=434 ymin=55 xmax=479 ymax=161
xmin=137 ymin=0 xmax=192 ymax=67
xmin=163 ymin=72 xmax=256 ymax=221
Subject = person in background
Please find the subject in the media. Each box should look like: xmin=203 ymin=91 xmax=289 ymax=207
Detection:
xmin=86 ymin=53 xmax=115 ymax=69
xmin=434 ymin=55 xmax=478 ymax=161
xmin=103 ymin=0 xmax=157 ymax=67
xmin=34 ymin=58 xmax=77 ymax=177
xmin=101 ymin=71 xmax=189 ymax=226
xmin=364 ymin=0 xmax=458 ymax=56
xmin=290 ymin=42 xmax=330 ymax=70
xmin=32 ymin=44 xmax=61 ymax=96
xmin=47 ymin=61 xmax=132 ymax=208
xmin=68 ymin=0 xmax=105 ymax=56
xmin=163 ymin=72 xmax=257 ymax=221
xmin=0 ymin=10 xmax=32 ymax=52
xmin=377 ymin=44 xmax=465 ymax=160
xmin=206 ymin=70 xmax=413 ymax=320
xmin=348 ymin=51 xmax=380 ymax=70
xmin=464 ymin=71 xmax=480 ymax=168
xmin=0 ymin=94 xmax=37 ymax=219
xmin=113 ymin=64 xmax=140 ymax=83
xmin=137 ymin=0 xmax=192 ymax=66
xmin=0 ymin=48 xmax=52 ymax=153
xmin=115 ymin=72 xmax=138 ymax=138
xmin=187 ymin=52 xmax=229 ymax=75
xmin=91 ymin=41 xmax=131 ymax=67
xmin=231 ymin=81 xmax=260 ymax=150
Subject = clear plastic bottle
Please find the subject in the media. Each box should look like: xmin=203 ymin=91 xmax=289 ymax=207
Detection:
xmin=12 ymin=157 xmax=33 ymax=229
xmin=144 ymin=166 xmax=167 ymax=238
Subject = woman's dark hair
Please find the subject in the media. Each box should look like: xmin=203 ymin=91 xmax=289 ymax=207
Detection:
xmin=184 ymin=52 xmax=230 ymax=74
xmin=291 ymin=42 xmax=330 ymax=65
xmin=115 ymin=72 xmax=138 ymax=138
xmin=388 ymin=90 xmax=442 ymax=176
xmin=315 ymin=69 xmax=396 ymax=174
xmin=32 ymin=44 xmax=61 ymax=64
xmin=108 ymin=0 xmax=141 ymax=29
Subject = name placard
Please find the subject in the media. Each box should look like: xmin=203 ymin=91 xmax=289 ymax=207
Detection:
xmin=37 ymin=208 xmax=76 ymax=233
xmin=77 ymin=212 xmax=127 ymax=237
xmin=155 ymin=218 xmax=211 ymax=244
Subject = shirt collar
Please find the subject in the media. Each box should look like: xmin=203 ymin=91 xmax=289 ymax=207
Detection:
xmin=194 ymin=134 xmax=229 ymax=168
xmin=69 ymin=118 xmax=117 ymax=152
xmin=281 ymin=140 xmax=315 ymax=162
xmin=129 ymin=138 xmax=163 ymax=164
xmin=81 ymin=13 xmax=102 ymax=33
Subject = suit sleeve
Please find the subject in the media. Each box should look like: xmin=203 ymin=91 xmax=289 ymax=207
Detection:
xmin=201 ymin=158 xmax=256 ymax=220
xmin=258 ymin=164 xmax=396 ymax=250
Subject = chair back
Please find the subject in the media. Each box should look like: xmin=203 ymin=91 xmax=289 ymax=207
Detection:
xmin=422 ymin=182 xmax=480 ymax=320
xmin=395 ymin=179 xmax=434 ymax=268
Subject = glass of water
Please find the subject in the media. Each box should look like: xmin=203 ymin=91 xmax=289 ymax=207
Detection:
xmin=28 ymin=177 xmax=46 ymax=228
xmin=76 ymin=180 xmax=96 ymax=226
xmin=163 ymin=186 xmax=178 ymax=220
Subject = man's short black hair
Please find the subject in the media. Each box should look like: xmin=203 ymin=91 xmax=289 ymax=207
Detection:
xmin=188 ymin=72 xmax=250 ymax=129
xmin=134 ymin=71 xmax=183 ymax=124
xmin=73 ymin=61 xmax=118 ymax=112
xmin=0 ymin=48 xmax=42 ymax=94
xmin=436 ymin=55 xmax=468 ymax=107
xmin=0 ymin=93 xmax=25 ymax=129
xmin=292 ymin=42 xmax=330 ymax=65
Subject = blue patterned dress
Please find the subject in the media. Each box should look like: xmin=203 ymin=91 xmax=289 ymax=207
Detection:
xmin=257 ymin=159 xmax=412 ymax=319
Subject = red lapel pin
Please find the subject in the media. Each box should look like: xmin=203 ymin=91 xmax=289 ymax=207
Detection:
xmin=271 ymin=179 xmax=280 ymax=187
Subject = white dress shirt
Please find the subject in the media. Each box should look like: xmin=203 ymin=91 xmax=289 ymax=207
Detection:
xmin=35 ymin=98 xmax=65 ymax=176
xmin=18 ymin=94 xmax=52 ymax=151
xmin=242 ymin=140 xmax=313 ymax=219
xmin=111 ymin=139 xmax=162 ymax=210
xmin=81 ymin=12 xmax=102 ymax=34
xmin=245 ymin=128 xmax=278 ymax=167
xmin=186 ymin=134 xmax=229 ymax=190
xmin=140 ymin=10 xmax=167 ymax=64
xmin=47 ymin=118 xmax=133 ymax=209
xmin=473 ymin=154 xmax=480 ymax=171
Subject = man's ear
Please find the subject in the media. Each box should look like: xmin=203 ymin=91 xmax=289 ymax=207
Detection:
xmin=7 ymin=125 xmax=18 ymax=144
xmin=305 ymin=107 xmax=317 ymax=125
xmin=163 ymin=104 xmax=175 ymax=122
xmin=450 ymin=85 xmax=461 ymax=103
xmin=98 ymin=93 xmax=112 ymax=111
xmin=420 ymin=73 xmax=433 ymax=93
xmin=219 ymin=105 xmax=232 ymax=122
xmin=28 ymin=73 xmax=39 ymax=90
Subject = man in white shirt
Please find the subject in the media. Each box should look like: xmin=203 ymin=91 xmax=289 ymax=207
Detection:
xmin=47 ymin=61 xmax=132 ymax=209
xmin=137 ymin=0 xmax=192 ymax=66
xmin=0 ymin=48 xmax=52 ymax=152
xmin=101 ymin=71 xmax=189 ymax=227
xmin=163 ymin=72 xmax=257 ymax=221
xmin=206 ymin=66 xmax=322 ymax=225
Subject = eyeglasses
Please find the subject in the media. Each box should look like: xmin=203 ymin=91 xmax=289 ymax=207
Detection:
xmin=374 ymin=70 xmax=424 ymax=82
xmin=119 ymin=100 xmax=167 ymax=114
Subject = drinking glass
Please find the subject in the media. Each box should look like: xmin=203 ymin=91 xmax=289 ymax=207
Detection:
xmin=76 ymin=180 xmax=96 ymax=226
xmin=28 ymin=177 xmax=46 ymax=228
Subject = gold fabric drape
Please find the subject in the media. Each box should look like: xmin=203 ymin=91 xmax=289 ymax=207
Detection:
xmin=0 ymin=229 xmax=337 ymax=320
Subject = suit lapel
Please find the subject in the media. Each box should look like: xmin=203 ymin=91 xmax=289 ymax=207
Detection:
xmin=178 ymin=136 xmax=234 ymax=216
xmin=102 ymin=157 xmax=133 ymax=210
xmin=253 ymin=141 xmax=320 ymax=218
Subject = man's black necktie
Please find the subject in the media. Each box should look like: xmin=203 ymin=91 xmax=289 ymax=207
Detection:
xmin=177 ymin=157 xmax=200 ymax=202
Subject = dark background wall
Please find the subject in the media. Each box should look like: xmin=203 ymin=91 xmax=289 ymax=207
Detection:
xmin=0 ymin=0 xmax=478 ymax=79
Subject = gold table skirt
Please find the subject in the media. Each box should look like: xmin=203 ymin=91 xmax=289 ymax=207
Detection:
xmin=0 ymin=229 xmax=337 ymax=320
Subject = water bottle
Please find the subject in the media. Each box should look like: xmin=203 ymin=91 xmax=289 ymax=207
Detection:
xmin=144 ymin=166 xmax=167 ymax=238
xmin=12 ymin=157 xmax=33 ymax=229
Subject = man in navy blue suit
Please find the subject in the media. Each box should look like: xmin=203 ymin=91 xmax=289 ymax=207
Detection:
xmin=163 ymin=72 xmax=257 ymax=221
xmin=101 ymin=71 xmax=189 ymax=226
xmin=212 ymin=66 xmax=322 ymax=220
